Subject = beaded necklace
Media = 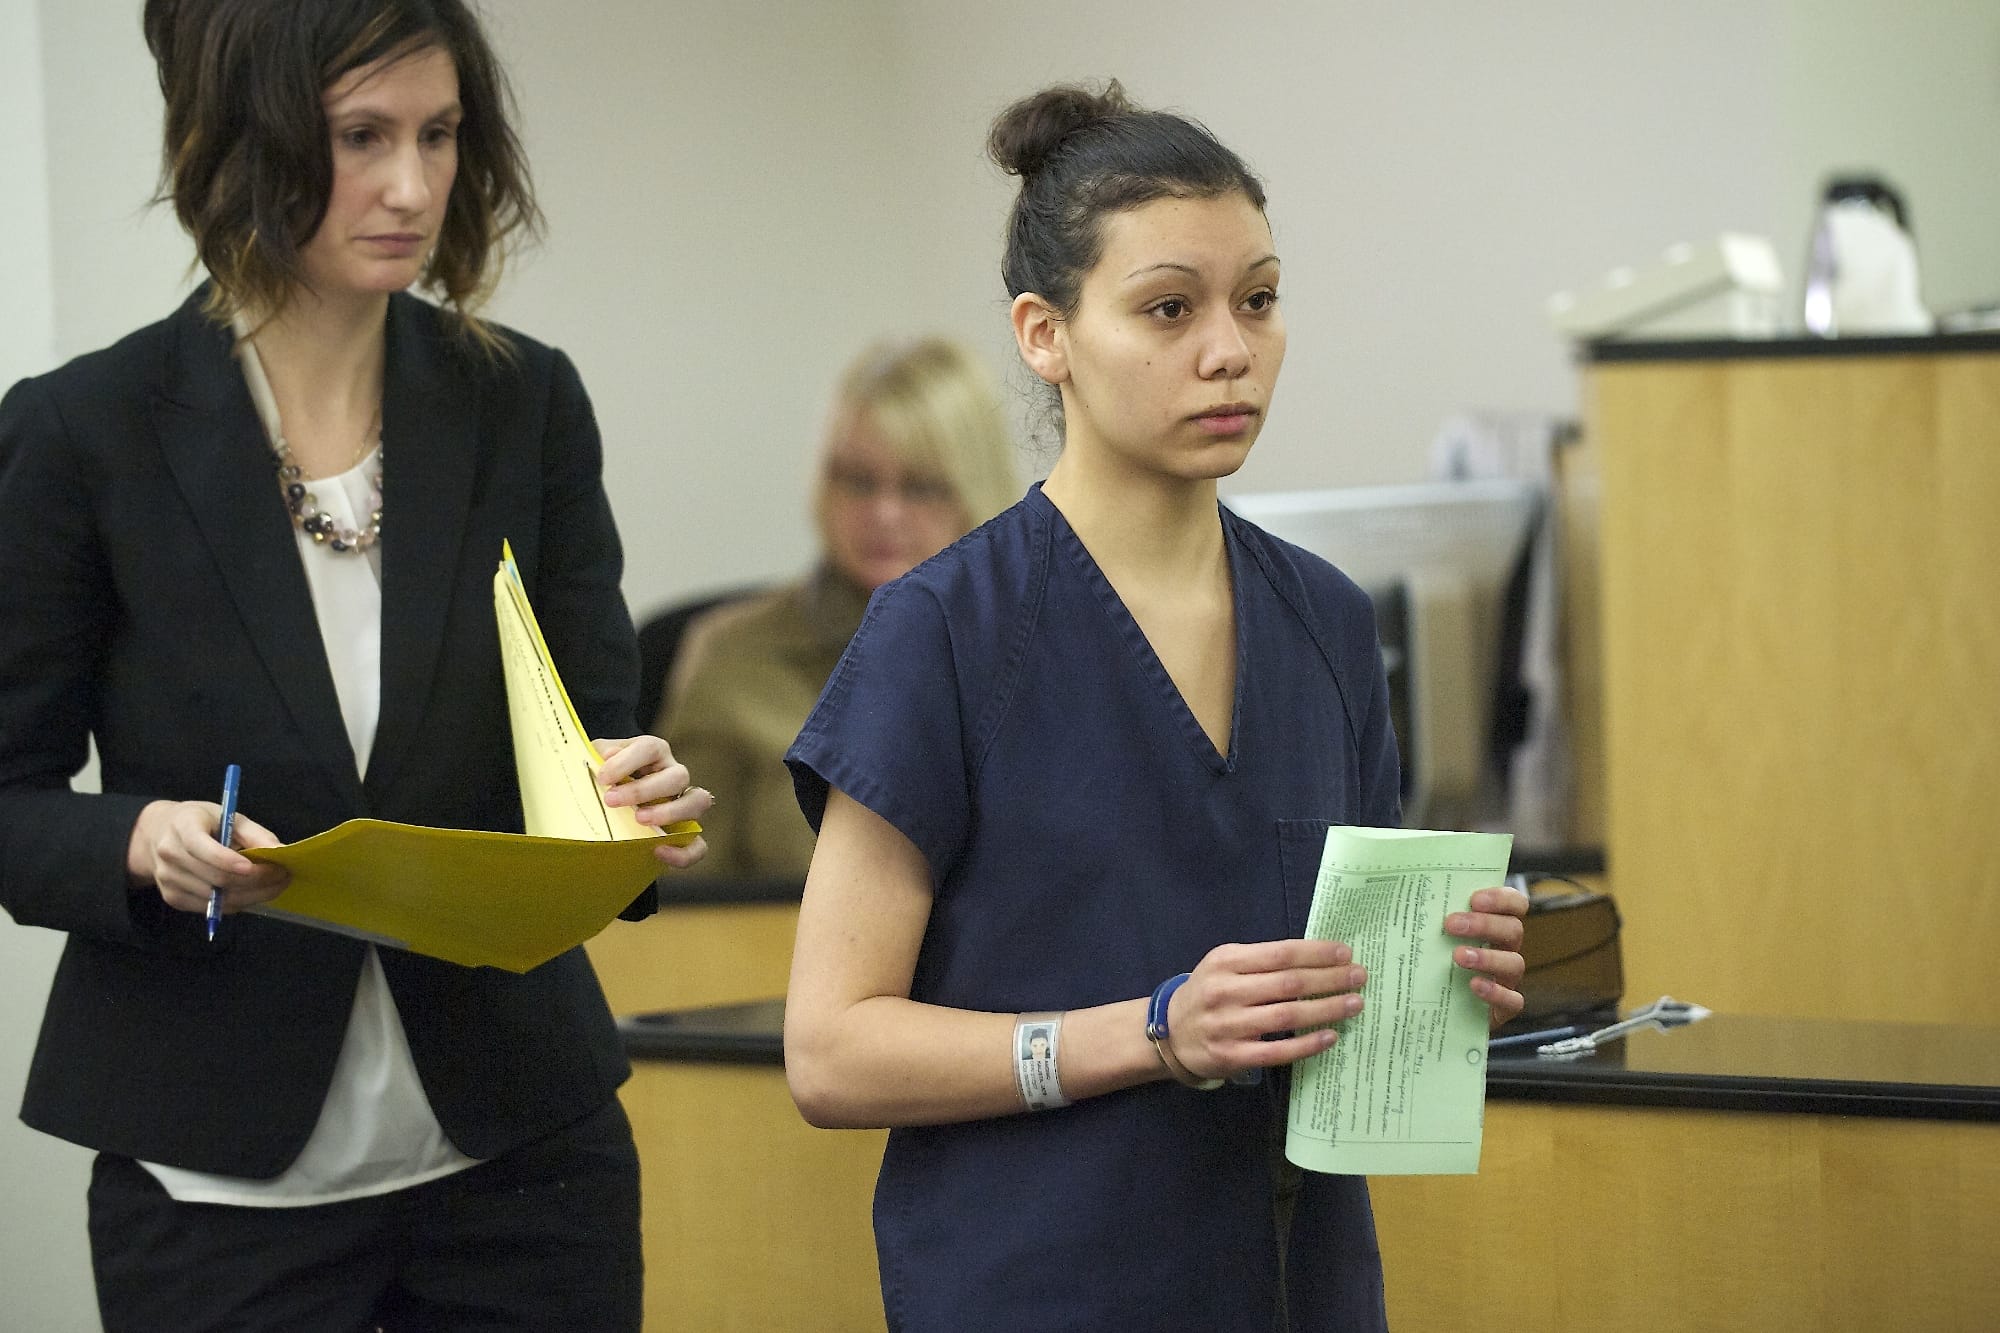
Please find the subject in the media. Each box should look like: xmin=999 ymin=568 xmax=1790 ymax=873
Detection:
xmin=236 ymin=324 xmax=383 ymax=555
xmin=274 ymin=425 xmax=383 ymax=554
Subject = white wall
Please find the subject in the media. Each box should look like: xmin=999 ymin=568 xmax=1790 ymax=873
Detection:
xmin=2 ymin=4 xmax=100 ymax=1326
xmin=1778 ymin=0 xmax=2000 ymax=316
xmin=26 ymin=0 xmax=922 ymax=621
xmin=483 ymin=0 xmax=916 ymax=614
xmin=23 ymin=0 xmax=2000 ymax=615
xmin=884 ymin=0 xmax=2000 ymax=492
xmin=893 ymin=0 xmax=2000 ymax=490
xmin=2 ymin=1 xmax=56 ymax=373
xmin=38 ymin=1 xmax=195 ymax=360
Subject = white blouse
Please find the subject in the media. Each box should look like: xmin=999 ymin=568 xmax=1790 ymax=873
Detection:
xmin=139 ymin=340 xmax=478 ymax=1206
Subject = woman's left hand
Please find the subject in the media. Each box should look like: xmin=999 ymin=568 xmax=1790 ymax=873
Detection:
xmin=1444 ymin=886 xmax=1531 ymax=1030
xmin=593 ymin=735 xmax=715 ymax=869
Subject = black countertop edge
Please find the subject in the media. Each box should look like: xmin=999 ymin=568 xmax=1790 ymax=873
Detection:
xmin=623 ymin=1027 xmax=780 ymax=1065
xmin=620 ymin=1006 xmax=2000 ymax=1123
xmin=1485 ymin=1071 xmax=1999 ymax=1121
xmin=653 ymin=875 xmax=804 ymax=907
xmin=1508 ymin=845 xmax=1606 ymax=878
xmin=649 ymin=857 xmax=1608 ymax=903
xmin=620 ymin=1007 xmax=780 ymax=1064
xmin=621 ymin=1024 xmax=2000 ymax=1122
xmin=1584 ymin=329 xmax=2000 ymax=364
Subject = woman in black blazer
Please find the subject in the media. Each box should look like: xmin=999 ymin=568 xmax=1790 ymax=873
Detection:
xmin=0 ymin=2 xmax=710 ymax=1328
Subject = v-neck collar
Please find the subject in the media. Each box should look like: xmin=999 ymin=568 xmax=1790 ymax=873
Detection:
xmin=149 ymin=288 xmax=481 ymax=812
xmin=1031 ymin=484 xmax=1245 ymax=774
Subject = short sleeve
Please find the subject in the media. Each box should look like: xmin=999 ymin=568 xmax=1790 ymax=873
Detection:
xmin=786 ymin=579 xmax=973 ymax=882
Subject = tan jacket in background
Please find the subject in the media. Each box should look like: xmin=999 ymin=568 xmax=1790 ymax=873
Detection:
xmin=654 ymin=566 xmax=871 ymax=880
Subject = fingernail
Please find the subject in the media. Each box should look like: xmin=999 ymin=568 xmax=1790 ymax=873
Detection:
xmin=1345 ymin=995 xmax=1363 ymax=1016
xmin=1350 ymin=965 xmax=1367 ymax=986
xmin=1457 ymin=947 xmax=1479 ymax=968
xmin=1332 ymin=943 xmax=1352 ymax=964
xmin=1445 ymin=913 xmax=1468 ymax=933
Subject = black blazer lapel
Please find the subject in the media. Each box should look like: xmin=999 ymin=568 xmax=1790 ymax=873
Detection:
xmin=365 ymin=295 xmax=479 ymax=802
xmin=151 ymin=296 xmax=365 ymax=809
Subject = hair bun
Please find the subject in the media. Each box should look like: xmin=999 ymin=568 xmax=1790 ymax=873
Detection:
xmin=987 ymin=80 xmax=1132 ymax=180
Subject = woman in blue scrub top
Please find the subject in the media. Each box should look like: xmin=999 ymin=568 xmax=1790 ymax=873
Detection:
xmin=784 ymin=81 xmax=1531 ymax=1332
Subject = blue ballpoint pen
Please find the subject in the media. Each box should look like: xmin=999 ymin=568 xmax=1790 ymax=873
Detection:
xmin=1487 ymin=1023 xmax=1584 ymax=1052
xmin=207 ymin=763 xmax=241 ymax=943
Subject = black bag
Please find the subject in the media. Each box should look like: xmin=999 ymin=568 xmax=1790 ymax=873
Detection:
xmin=1514 ymin=879 xmax=1623 ymax=1023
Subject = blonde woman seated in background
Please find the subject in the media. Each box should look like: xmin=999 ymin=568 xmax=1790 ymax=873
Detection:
xmin=656 ymin=338 xmax=1019 ymax=879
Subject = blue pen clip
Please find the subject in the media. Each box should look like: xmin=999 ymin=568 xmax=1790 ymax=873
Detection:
xmin=1488 ymin=1023 xmax=1585 ymax=1052
xmin=207 ymin=763 xmax=241 ymax=943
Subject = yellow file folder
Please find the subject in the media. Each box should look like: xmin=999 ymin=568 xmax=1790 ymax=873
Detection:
xmin=244 ymin=541 xmax=699 ymax=971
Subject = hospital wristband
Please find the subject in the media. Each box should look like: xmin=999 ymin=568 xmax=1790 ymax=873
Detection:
xmin=1014 ymin=1011 xmax=1070 ymax=1111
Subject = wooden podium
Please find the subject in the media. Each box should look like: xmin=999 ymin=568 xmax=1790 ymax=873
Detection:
xmin=1586 ymin=333 xmax=2000 ymax=1025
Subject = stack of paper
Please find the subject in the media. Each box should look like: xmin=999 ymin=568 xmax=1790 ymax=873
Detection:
xmin=1285 ymin=826 xmax=1512 ymax=1176
xmin=244 ymin=542 xmax=699 ymax=971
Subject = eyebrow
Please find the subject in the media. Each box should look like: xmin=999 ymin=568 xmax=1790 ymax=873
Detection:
xmin=327 ymin=100 xmax=464 ymax=125
xmin=1123 ymin=254 xmax=1281 ymax=282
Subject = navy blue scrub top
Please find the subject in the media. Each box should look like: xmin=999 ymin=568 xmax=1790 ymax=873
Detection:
xmin=789 ymin=484 xmax=1400 ymax=1332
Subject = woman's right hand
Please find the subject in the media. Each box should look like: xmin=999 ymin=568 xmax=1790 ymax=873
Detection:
xmin=592 ymin=734 xmax=714 ymax=870
xmin=126 ymin=799 xmax=291 ymax=916
xmin=1164 ymin=939 xmax=1366 ymax=1081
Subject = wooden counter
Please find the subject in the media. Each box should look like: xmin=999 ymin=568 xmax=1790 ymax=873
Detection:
xmin=618 ymin=1001 xmax=2000 ymax=1332
xmin=620 ymin=1058 xmax=885 ymax=1331
xmin=584 ymin=877 xmax=800 ymax=1017
xmin=1586 ymin=333 xmax=2000 ymax=1025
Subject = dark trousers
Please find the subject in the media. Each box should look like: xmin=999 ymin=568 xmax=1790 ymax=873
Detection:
xmin=87 ymin=1096 xmax=643 ymax=1332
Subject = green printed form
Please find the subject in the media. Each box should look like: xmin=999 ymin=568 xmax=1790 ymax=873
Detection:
xmin=1285 ymin=827 xmax=1512 ymax=1175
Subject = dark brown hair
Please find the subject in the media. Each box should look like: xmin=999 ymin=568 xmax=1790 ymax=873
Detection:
xmin=143 ymin=0 xmax=541 ymax=346
xmin=988 ymin=80 xmax=1266 ymax=317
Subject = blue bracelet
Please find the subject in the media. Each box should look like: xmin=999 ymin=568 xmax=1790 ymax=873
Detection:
xmin=1146 ymin=973 xmax=1225 ymax=1090
xmin=1145 ymin=973 xmax=1191 ymax=1040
